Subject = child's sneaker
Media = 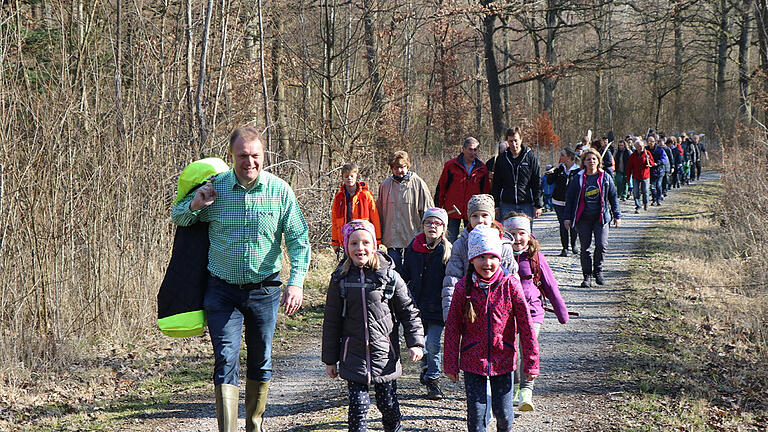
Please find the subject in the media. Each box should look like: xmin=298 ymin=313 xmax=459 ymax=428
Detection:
xmin=518 ymin=388 xmax=534 ymax=412
xmin=512 ymin=384 xmax=520 ymax=406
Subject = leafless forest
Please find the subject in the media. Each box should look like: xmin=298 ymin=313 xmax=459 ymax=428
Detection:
xmin=0 ymin=0 xmax=765 ymax=373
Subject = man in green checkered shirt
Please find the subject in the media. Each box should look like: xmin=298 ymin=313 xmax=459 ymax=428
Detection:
xmin=172 ymin=127 xmax=310 ymax=432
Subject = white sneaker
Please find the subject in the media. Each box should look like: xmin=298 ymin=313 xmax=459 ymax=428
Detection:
xmin=518 ymin=388 xmax=534 ymax=412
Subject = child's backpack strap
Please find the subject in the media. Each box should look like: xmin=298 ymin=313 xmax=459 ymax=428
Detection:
xmin=528 ymin=252 xmax=550 ymax=308
xmin=338 ymin=279 xmax=348 ymax=318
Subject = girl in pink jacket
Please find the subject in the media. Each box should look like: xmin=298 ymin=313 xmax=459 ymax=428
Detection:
xmin=504 ymin=212 xmax=570 ymax=413
xmin=444 ymin=225 xmax=539 ymax=432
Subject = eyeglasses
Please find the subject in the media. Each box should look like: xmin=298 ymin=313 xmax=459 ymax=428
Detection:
xmin=423 ymin=221 xmax=444 ymax=227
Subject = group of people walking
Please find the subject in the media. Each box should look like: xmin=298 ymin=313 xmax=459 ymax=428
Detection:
xmin=170 ymin=125 xmax=705 ymax=432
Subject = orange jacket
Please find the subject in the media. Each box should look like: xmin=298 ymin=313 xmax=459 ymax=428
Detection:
xmin=331 ymin=182 xmax=382 ymax=247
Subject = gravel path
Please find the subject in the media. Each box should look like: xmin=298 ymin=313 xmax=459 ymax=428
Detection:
xmin=134 ymin=172 xmax=718 ymax=431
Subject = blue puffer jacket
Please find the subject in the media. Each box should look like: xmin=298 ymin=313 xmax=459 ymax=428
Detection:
xmin=564 ymin=169 xmax=621 ymax=225
xmin=403 ymin=233 xmax=447 ymax=324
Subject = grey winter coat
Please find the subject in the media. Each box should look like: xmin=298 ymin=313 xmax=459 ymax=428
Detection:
xmin=322 ymin=252 xmax=425 ymax=384
xmin=441 ymin=228 xmax=518 ymax=321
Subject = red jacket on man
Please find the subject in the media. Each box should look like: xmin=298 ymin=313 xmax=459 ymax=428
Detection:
xmin=626 ymin=149 xmax=655 ymax=181
xmin=435 ymin=154 xmax=490 ymax=219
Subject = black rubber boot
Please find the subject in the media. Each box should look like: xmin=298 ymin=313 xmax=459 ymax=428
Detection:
xmin=426 ymin=378 xmax=444 ymax=400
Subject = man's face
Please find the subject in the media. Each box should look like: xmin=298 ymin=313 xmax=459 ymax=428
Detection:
xmin=634 ymin=142 xmax=644 ymax=152
xmin=231 ymin=137 xmax=264 ymax=186
xmin=618 ymin=142 xmax=626 ymax=150
xmin=693 ymin=135 xmax=700 ymax=143
xmin=601 ymin=138 xmax=608 ymax=148
xmin=391 ymin=163 xmax=408 ymax=178
xmin=463 ymin=142 xmax=480 ymax=162
xmin=647 ymin=138 xmax=656 ymax=148
xmin=507 ymin=133 xmax=522 ymax=154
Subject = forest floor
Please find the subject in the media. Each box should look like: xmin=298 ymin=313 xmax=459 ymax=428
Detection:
xmin=6 ymin=170 xmax=766 ymax=431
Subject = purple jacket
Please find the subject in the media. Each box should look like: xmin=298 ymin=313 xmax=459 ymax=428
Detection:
xmin=515 ymin=250 xmax=569 ymax=324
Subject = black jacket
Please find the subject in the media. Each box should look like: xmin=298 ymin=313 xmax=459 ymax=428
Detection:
xmin=402 ymin=235 xmax=447 ymax=324
xmin=322 ymin=253 xmax=424 ymax=384
xmin=614 ymin=148 xmax=631 ymax=174
xmin=600 ymin=145 xmax=615 ymax=176
xmin=546 ymin=164 xmax=580 ymax=206
xmin=491 ymin=145 xmax=543 ymax=208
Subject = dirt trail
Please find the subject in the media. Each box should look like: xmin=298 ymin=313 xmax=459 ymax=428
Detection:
xmin=134 ymin=172 xmax=718 ymax=431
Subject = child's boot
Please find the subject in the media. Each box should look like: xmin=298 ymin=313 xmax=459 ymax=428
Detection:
xmin=518 ymin=388 xmax=535 ymax=412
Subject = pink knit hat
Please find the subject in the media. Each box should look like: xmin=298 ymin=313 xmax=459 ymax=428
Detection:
xmin=342 ymin=219 xmax=377 ymax=250
xmin=467 ymin=225 xmax=502 ymax=261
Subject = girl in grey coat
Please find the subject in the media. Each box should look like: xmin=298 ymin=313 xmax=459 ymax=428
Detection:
xmin=322 ymin=220 xmax=424 ymax=432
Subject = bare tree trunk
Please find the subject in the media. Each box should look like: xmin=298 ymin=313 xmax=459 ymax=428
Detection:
xmin=185 ymin=0 xmax=196 ymax=150
xmin=196 ymin=0 xmax=214 ymax=148
xmin=257 ymin=0 xmax=271 ymax=158
xmin=739 ymin=0 xmax=754 ymax=122
xmin=475 ymin=36 xmax=483 ymax=132
xmin=272 ymin=11 xmax=290 ymax=167
xmin=114 ymin=0 xmax=125 ymax=143
xmin=755 ymin=0 xmax=768 ymax=123
xmin=482 ymin=9 xmax=504 ymax=140
xmin=212 ymin=0 xmax=230 ymax=139
xmin=673 ymin=0 xmax=683 ymax=130
xmin=363 ymin=0 xmax=383 ymax=142
xmin=401 ymin=0 xmax=413 ymax=137
xmin=715 ymin=0 xmax=731 ymax=131
xmin=321 ymin=0 xmax=335 ymax=171
xmin=542 ymin=0 xmax=558 ymax=113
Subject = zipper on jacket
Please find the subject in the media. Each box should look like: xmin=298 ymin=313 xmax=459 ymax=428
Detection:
xmin=486 ymin=284 xmax=492 ymax=376
xmin=360 ymin=268 xmax=372 ymax=384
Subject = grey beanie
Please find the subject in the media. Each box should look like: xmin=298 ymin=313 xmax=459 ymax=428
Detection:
xmin=422 ymin=207 xmax=448 ymax=227
xmin=467 ymin=194 xmax=495 ymax=217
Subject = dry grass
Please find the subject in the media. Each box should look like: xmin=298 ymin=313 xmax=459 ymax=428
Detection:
xmin=606 ymin=175 xmax=768 ymax=431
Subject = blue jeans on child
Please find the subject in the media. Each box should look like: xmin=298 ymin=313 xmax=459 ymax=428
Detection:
xmin=203 ymin=275 xmax=281 ymax=385
xmin=422 ymin=320 xmax=444 ymax=380
xmin=347 ymin=380 xmax=402 ymax=432
xmin=464 ymin=371 xmax=515 ymax=432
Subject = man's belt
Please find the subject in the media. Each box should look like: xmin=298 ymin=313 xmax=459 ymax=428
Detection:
xmin=216 ymin=272 xmax=281 ymax=291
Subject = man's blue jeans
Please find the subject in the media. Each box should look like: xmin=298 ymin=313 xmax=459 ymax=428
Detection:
xmin=447 ymin=218 xmax=467 ymax=243
xmin=632 ymin=178 xmax=649 ymax=210
xmin=421 ymin=320 xmax=444 ymax=380
xmin=650 ymin=173 xmax=663 ymax=203
xmin=464 ymin=371 xmax=514 ymax=432
xmin=204 ymin=276 xmax=281 ymax=385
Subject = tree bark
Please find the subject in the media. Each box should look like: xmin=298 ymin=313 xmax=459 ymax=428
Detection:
xmin=196 ymin=0 xmax=214 ymax=148
xmin=738 ymin=0 xmax=753 ymax=122
xmin=272 ymin=11 xmax=290 ymax=165
xmin=542 ymin=0 xmax=558 ymax=113
xmin=363 ymin=0 xmax=384 ymax=142
xmin=715 ymin=0 xmax=731 ymax=131
xmin=482 ymin=10 xmax=504 ymax=140
xmin=185 ymin=0 xmax=196 ymax=150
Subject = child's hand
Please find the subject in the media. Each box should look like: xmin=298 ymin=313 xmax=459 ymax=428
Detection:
xmin=446 ymin=373 xmax=459 ymax=382
xmin=525 ymin=373 xmax=538 ymax=382
xmin=326 ymin=364 xmax=338 ymax=379
xmin=408 ymin=347 xmax=423 ymax=362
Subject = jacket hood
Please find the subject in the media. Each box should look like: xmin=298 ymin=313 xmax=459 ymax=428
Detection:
xmin=337 ymin=181 xmax=370 ymax=194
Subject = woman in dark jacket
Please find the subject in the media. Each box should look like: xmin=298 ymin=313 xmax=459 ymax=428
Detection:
xmin=565 ymin=149 xmax=622 ymax=288
xmin=546 ymin=147 xmax=581 ymax=256
xmin=403 ymin=208 xmax=452 ymax=400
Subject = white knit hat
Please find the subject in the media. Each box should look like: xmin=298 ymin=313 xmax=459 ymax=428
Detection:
xmin=467 ymin=225 xmax=502 ymax=261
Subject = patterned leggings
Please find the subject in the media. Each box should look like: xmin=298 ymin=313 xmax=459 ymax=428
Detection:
xmin=347 ymin=380 xmax=402 ymax=432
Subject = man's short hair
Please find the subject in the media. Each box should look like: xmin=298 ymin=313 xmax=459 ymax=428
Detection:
xmin=341 ymin=163 xmax=359 ymax=175
xmin=506 ymin=126 xmax=522 ymax=139
xmin=388 ymin=150 xmax=410 ymax=168
xmin=229 ymin=127 xmax=262 ymax=150
xmin=463 ymin=137 xmax=480 ymax=148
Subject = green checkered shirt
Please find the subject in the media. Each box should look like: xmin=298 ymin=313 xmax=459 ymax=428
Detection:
xmin=172 ymin=170 xmax=311 ymax=287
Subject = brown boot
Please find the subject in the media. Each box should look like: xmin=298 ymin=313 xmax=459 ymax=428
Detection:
xmin=246 ymin=379 xmax=270 ymax=432
xmin=214 ymin=384 xmax=239 ymax=432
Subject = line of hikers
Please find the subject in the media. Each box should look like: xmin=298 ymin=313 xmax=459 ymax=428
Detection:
xmin=323 ymin=127 xmax=705 ymax=431
xmin=171 ymin=125 xmax=706 ymax=432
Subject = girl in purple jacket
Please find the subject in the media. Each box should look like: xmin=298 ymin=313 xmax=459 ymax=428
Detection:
xmin=504 ymin=212 xmax=570 ymax=412
xmin=444 ymin=225 xmax=540 ymax=432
